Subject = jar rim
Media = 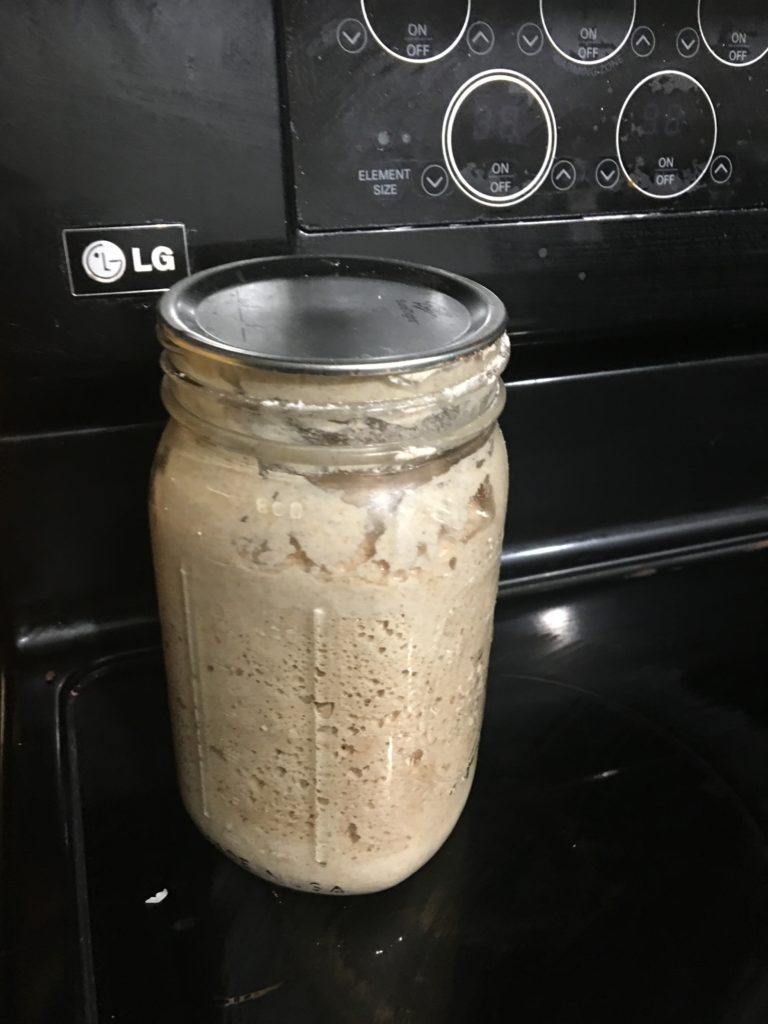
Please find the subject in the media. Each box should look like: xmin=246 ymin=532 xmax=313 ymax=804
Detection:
xmin=157 ymin=254 xmax=508 ymax=376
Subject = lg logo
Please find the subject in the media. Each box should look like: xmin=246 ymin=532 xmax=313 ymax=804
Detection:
xmin=64 ymin=224 xmax=189 ymax=296
xmin=82 ymin=239 xmax=176 ymax=283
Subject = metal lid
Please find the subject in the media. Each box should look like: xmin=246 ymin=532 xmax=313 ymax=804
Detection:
xmin=157 ymin=255 xmax=507 ymax=375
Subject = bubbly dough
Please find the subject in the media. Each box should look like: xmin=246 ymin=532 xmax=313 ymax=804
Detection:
xmin=151 ymin=344 xmax=508 ymax=894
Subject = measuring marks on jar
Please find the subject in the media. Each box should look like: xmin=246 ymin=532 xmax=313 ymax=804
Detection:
xmin=179 ymin=564 xmax=212 ymax=819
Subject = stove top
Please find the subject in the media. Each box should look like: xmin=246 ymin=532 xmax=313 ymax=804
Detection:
xmin=44 ymin=545 xmax=768 ymax=1024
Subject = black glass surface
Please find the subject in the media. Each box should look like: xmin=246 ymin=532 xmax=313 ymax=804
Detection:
xmin=285 ymin=0 xmax=768 ymax=230
xmin=60 ymin=551 xmax=768 ymax=1024
xmin=362 ymin=0 xmax=469 ymax=61
xmin=618 ymin=72 xmax=716 ymax=198
xmin=699 ymin=0 xmax=768 ymax=66
xmin=449 ymin=78 xmax=551 ymax=201
xmin=540 ymin=0 xmax=636 ymax=63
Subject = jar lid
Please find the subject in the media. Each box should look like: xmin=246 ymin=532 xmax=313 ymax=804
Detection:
xmin=158 ymin=255 xmax=507 ymax=375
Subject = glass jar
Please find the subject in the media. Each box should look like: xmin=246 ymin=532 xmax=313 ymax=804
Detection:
xmin=151 ymin=256 xmax=509 ymax=895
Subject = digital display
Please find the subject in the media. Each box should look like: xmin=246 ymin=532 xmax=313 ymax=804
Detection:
xmin=638 ymin=102 xmax=688 ymax=138
xmin=472 ymin=95 xmax=537 ymax=145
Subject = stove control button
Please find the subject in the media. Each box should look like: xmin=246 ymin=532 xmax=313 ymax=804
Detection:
xmin=442 ymin=70 xmax=557 ymax=207
xmin=616 ymin=71 xmax=717 ymax=199
xmin=710 ymin=153 xmax=733 ymax=184
xmin=699 ymin=1 xmax=768 ymax=67
xmin=540 ymin=0 xmax=636 ymax=65
xmin=361 ymin=0 xmax=470 ymax=63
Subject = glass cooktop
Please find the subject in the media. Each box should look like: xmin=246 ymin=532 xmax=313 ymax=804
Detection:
xmin=60 ymin=551 xmax=768 ymax=1023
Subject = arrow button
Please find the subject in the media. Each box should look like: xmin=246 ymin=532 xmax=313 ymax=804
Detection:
xmin=710 ymin=154 xmax=733 ymax=185
xmin=631 ymin=26 xmax=656 ymax=57
xmin=676 ymin=27 xmax=700 ymax=58
xmin=337 ymin=18 xmax=367 ymax=54
xmin=467 ymin=21 xmax=495 ymax=56
xmin=596 ymin=158 xmax=620 ymax=189
xmin=551 ymin=159 xmax=577 ymax=192
xmin=518 ymin=22 xmax=544 ymax=56
xmin=421 ymin=163 xmax=449 ymax=198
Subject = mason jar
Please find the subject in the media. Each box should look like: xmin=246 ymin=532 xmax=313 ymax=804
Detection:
xmin=151 ymin=255 xmax=509 ymax=895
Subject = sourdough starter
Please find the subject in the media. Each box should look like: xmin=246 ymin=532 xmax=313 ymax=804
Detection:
xmin=151 ymin=408 xmax=507 ymax=894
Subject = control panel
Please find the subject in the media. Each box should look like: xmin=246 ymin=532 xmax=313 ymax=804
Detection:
xmin=283 ymin=1 xmax=768 ymax=230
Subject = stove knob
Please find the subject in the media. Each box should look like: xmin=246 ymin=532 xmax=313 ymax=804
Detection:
xmin=540 ymin=0 xmax=636 ymax=65
xmin=616 ymin=71 xmax=717 ymax=199
xmin=361 ymin=0 xmax=470 ymax=63
xmin=698 ymin=0 xmax=768 ymax=67
xmin=442 ymin=70 xmax=557 ymax=208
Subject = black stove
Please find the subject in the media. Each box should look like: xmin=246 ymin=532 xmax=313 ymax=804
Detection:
xmin=4 ymin=1 xmax=768 ymax=1022
xmin=8 ymin=543 xmax=765 ymax=1023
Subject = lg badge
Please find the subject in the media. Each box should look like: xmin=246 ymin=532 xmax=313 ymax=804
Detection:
xmin=63 ymin=224 xmax=189 ymax=297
